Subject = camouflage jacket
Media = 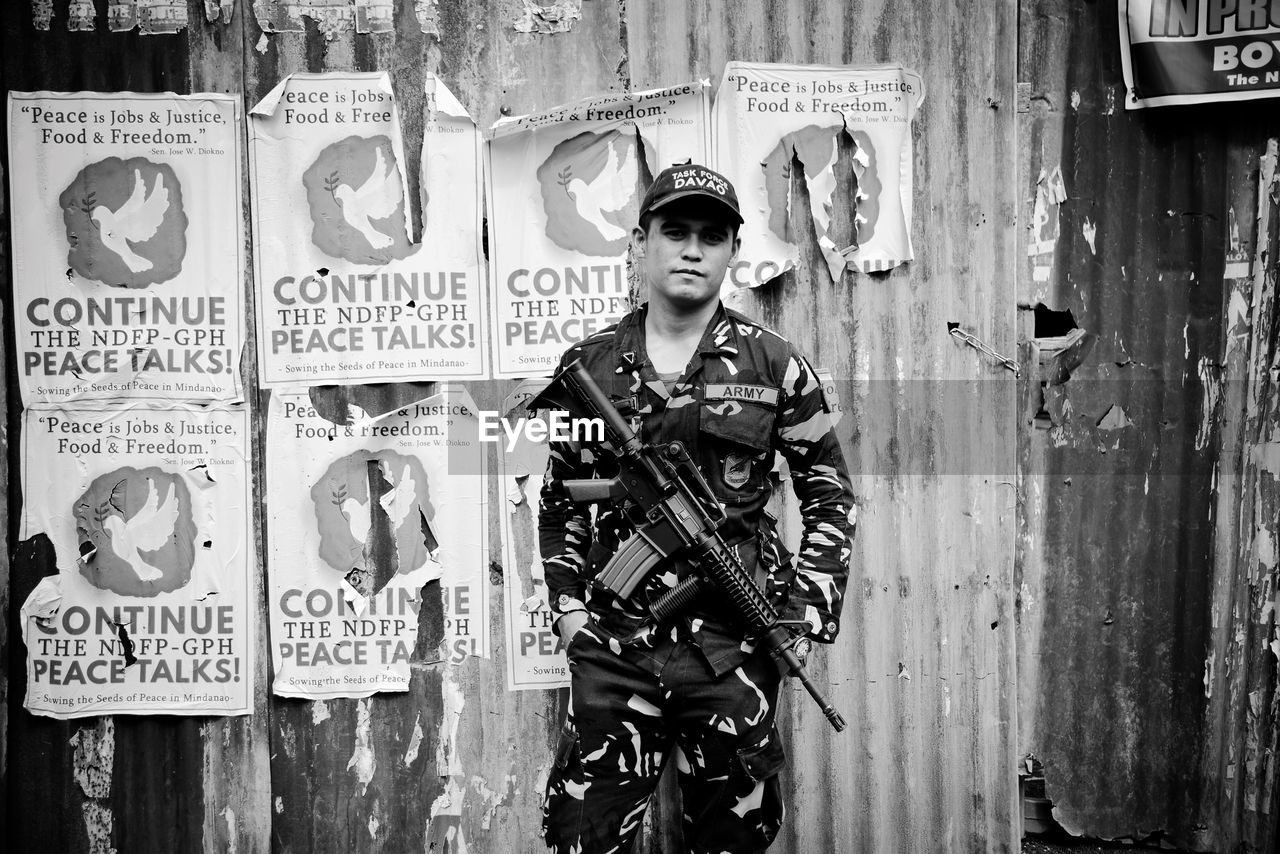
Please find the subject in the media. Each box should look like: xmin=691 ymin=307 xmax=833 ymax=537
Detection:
xmin=538 ymin=302 xmax=855 ymax=676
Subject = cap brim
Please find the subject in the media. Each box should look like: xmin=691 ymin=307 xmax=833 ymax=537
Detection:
xmin=646 ymin=190 xmax=744 ymax=225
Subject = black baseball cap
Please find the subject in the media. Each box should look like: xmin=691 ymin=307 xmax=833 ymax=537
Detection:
xmin=638 ymin=163 xmax=743 ymax=225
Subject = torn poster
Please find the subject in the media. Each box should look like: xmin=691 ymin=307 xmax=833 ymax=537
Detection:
xmin=68 ymin=1 xmax=96 ymax=30
xmin=252 ymin=0 xmax=389 ymax=37
xmin=265 ymin=386 xmax=488 ymax=699
xmin=7 ymin=92 xmax=245 ymax=405
xmin=1120 ymin=0 xmax=1280 ymax=108
xmin=33 ymin=0 xmax=54 ymax=30
xmin=18 ymin=404 xmax=252 ymax=718
xmin=250 ymin=73 xmax=487 ymax=385
xmin=204 ymin=1 xmax=234 ymax=25
xmin=105 ymin=1 xmax=191 ymax=35
xmin=512 ymin=0 xmax=581 ymax=34
xmin=498 ymin=379 xmax=570 ymax=690
xmin=714 ymin=62 xmax=924 ymax=284
xmin=485 ymin=82 xmax=711 ymax=378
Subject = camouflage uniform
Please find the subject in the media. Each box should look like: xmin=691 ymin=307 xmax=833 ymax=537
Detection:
xmin=540 ymin=302 xmax=855 ymax=854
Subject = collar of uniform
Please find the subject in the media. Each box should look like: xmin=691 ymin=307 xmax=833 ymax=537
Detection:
xmin=614 ymin=309 xmax=647 ymax=374
xmin=613 ymin=302 xmax=740 ymax=376
xmin=697 ymin=303 xmax=740 ymax=357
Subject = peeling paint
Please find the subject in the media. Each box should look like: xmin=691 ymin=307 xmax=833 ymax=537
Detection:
xmin=434 ymin=667 xmax=465 ymax=777
xmin=311 ymin=699 xmax=331 ymax=725
xmin=354 ymin=0 xmax=392 ymax=33
xmin=1081 ymin=217 xmax=1096 ymax=255
xmin=414 ymin=0 xmax=439 ymax=36
xmin=428 ymin=668 xmax=469 ymax=848
xmin=253 ymin=0 xmax=353 ymax=38
xmin=204 ymin=0 xmax=234 ymax=23
xmin=404 ymin=715 xmax=424 ymax=766
xmin=347 ymin=698 xmax=377 ymax=794
xmin=513 ymin=0 xmax=582 ymax=34
xmin=1253 ymin=442 xmax=1280 ymax=474
xmin=221 ymin=806 xmax=238 ymax=854
xmin=471 ymin=775 xmax=506 ymax=830
xmin=1225 ymin=286 xmax=1252 ymax=362
xmin=1028 ymin=165 xmax=1067 ymax=288
xmin=1196 ymin=357 xmax=1221 ymax=450
xmin=1225 ymin=206 xmax=1251 ymax=279
xmin=82 ymin=801 xmax=117 ymax=854
xmin=1096 ymin=404 xmax=1132 ymax=432
xmin=72 ymin=718 xmax=115 ymax=798
xmin=72 ymin=719 xmax=116 ymax=854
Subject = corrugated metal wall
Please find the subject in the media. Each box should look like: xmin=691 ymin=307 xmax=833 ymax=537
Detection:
xmin=1017 ymin=2 xmax=1279 ymax=851
xmin=0 ymin=1 xmax=1019 ymax=852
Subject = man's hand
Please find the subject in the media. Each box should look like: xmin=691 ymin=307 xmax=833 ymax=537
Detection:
xmin=556 ymin=611 xmax=590 ymax=643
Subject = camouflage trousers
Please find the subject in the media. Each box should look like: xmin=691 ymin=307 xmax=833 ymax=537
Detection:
xmin=542 ymin=620 xmax=786 ymax=854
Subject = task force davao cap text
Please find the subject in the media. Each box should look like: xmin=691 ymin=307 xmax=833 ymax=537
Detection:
xmin=638 ymin=163 xmax=744 ymax=225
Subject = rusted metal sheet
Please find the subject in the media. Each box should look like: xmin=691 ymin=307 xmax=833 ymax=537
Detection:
xmin=1017 ymin=1 xmax=1277 ymax=849
xmin=5 ymin=2 xmax=1016 ymax=853
xmin=1201 ymin=143 xmax=1280 ymax=854
xmin=629 ymin=2 xmax=1020 ymax=852
xmin=240 ymin=4 xmax=625 ymax=852
xmin=0 ymin=5 xmax=270 ymax=854
xmin=0 ymin=151 xmax=10 ymax=846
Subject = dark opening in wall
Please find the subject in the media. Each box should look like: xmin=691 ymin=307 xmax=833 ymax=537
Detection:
xmin=1033 ymin=303 xmax=1078 ymax=338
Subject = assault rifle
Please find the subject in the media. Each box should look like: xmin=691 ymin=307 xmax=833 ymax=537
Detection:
xmin=531 ymin=358 xmax=846 ymax=732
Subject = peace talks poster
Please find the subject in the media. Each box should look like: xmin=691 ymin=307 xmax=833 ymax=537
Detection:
xmin=250 ymin=72 xmax=487 ymax=385
xmin=7 ymin=91 xmax=245 ymax=405
xmin=18 ymin=405 xmax=252 ymax=718
xmin=497 ymin=380 xmax=570 ymax=691
xmin=486 ymin=83 xmax=711 ymax=378
xmin=265 ymin=388 xmax=488 ymax=699
xmin=714 ymin=62 xmax=924 ymax=285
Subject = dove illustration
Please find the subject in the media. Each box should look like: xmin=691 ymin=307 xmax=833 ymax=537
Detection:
xmin=340 ymin=461 xmax=420 ymax=543
xmin=566 ymin=139 xmax=636 ymax=241
xmin=378 ymin=462 xmax=417 ymax=529
xmin=334 ymin=145 xmax=402 ymax=249
xmin=90 ymin=169 xmax=170 ymax=272
xmin=341 ymin=488 xmax=373 ymax=546
xmin=102 ymin=477 xmax=180 ymax=582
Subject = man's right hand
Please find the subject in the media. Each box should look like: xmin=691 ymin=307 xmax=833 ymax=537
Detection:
xmin=556 ymin=610 xmax=590 ymax=643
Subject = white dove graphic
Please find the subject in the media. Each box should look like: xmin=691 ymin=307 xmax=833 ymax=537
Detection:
xmin=90 ymin=169 xmax=170 ymax=272
xmin=378 ymin=462 xmax=418 ymax=530
xmin=340 ymin=462 xmax=417 ymax=545
xmin=341 ymin=485 xmax=373 ymax=547
xmin=334 ymin=145 xmax=402 ymax=249
xmin=103 ymin=477 xmax=180 ymax=582
xmin=566 ymin=139 xmax=637 ymax=242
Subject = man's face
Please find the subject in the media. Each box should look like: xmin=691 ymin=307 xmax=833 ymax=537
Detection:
xmin=633 ymin=203 xmax=741 ymax=312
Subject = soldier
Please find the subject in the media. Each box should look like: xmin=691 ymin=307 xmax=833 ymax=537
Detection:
xmin=539 ymin=163 xmax=855 ymax=853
